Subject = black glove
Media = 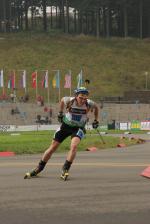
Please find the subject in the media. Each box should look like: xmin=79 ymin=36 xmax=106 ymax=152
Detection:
xmin=92 ymin=120 xmax=99 ymax=129
xmin=58 ymin=112 xmax=64 ymax=123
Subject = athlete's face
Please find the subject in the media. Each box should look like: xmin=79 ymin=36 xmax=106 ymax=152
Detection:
xmin=76 ymin=93 xmax=88 ymax=105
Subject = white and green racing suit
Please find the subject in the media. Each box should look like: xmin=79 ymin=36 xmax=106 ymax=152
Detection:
xmin=63 ymin=97 xmax=96 ymax=128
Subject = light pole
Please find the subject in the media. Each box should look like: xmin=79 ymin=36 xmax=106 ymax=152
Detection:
xmin=2 ymin=0 xmax=6 ymax=32
xmin=145 ymin=71 xmax=148 ymax=90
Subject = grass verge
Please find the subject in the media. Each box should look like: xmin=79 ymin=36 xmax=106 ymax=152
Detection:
xmin=0 ymin=130 xmax=139 ymax=154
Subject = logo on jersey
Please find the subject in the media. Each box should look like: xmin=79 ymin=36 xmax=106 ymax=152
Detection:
xmin=76 ymin=129 xmax=85 ymax=139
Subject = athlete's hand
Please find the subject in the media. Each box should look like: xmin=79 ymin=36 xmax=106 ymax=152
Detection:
xmin=92 ymin=120 xmax=99 ymax=129
xmin=58 ymin=112 xmax=64 ymax=123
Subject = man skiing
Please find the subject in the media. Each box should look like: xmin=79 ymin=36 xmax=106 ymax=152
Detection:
xmin=24 ymin=87 xmax=99 ymax=181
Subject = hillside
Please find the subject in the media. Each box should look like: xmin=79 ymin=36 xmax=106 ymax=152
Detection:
xmin=0 ymin=32 xmax=150 ymax=102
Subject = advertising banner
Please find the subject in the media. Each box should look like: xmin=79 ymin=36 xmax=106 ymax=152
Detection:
xmin=130 ymin=120 xmax=141 ymax=130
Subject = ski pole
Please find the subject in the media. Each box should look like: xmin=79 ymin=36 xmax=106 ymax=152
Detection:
xmin=96 ymin=128 xmax=105 ymax=144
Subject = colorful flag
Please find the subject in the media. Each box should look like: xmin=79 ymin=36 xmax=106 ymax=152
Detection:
xmin=32 ymin=71 xmax=37 ymax=88
xmin=0 ymin=70 xmax=4 ymax=88
xmin=64 ymin=74 xmax=71 ymax=89
xmin=52 ymin=70 xmax=60 ymax=88
xmin=20 ymin=70 xmax=26 ymax=88
xmin=41 ymin=71 xmax=48 ymax=88
xmin=8 ymin=72 xmax=15 ymax=89
xmin=77 ymin=70 xmax=83 ymax=88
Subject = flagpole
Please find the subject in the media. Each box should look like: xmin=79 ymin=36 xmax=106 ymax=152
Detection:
xmin=48 ymin=86 xmax=50 ymax=105
xmin=58 ymin=70 xmax=61 ymax=102
xmin=81 ymin=69 xmax=83 ymax=86
xmin=1 ymin=70 xmax=5 ymax=96
xmin=3 ymin=86 xmax=5 ymax=96
xmin=46 ymin=70 xmax=50 ymax=105
xmin=3 ymin=77 xmax=5 ymax=96
xmin=13 ymin=70 xmax=16 ymax=103
xmin=14 ymin=70 xmax=16 ymax=89
xmin=24 ymin=70 xmax=27 ymax=94
xmin=69 ymin=70 xmax=72 ymax=96
xmin=36 ymin=70 xmax=38 ymax=99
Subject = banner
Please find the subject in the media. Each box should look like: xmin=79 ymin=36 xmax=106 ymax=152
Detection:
xmin=0 ymin=70 xmax=4 ymax=87
xmin=119 ymin=122 xmax=129 ymax=130
xmin=77 ymin=70 xmax=83 ymax=88
xmin=8 ymin=71 xmax=15 ymax=89
xmin=52 ymin=70 xmax=60 ymax=88
xmin=141 ymin=121 xmax=150 ymax=130
xmin=41 ymin=71 xmax=48 ymax=88
xmin=20 ymin=70 xmax=26 ymax=89
xmin=32 ymin=71 xmax=37 ymax=88
xmin=130 ymin=120 xmax=141 ymax=130
xmin=64 ymin=74 xmax=71 ymax=88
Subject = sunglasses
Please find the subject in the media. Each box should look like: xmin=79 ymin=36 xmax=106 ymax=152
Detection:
xmin=78 ymin=96 xmax=88 ymax=101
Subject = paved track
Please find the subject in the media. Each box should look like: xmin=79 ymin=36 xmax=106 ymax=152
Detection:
xmin=1 ymin=134 xmax=150 ymax=224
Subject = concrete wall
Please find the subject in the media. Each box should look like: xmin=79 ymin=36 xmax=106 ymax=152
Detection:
xmin=0 ymin=101 xmax=150 ymax=125
xmin=100 ymin=103 xmax=150 ymax=123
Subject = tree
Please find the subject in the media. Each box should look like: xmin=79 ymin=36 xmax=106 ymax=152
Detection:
xmin=0 ymin=0 xmax=149 ymax=38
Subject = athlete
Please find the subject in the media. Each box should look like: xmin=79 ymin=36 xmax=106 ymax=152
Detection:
xmin=24 ymin=87 xmax=99 ymax=181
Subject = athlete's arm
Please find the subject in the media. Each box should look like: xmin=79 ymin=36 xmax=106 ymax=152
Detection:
xmin=59 ymin=98 xmax=65 ymax=112
xmin=93 ymin=103 xmax=99 ymax=121
xmin=57 ymin=98 xmax=65 ymax=123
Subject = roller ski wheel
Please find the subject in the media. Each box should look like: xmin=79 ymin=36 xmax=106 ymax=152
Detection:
xmin=24 ymin=170 xmax=38 ymax=179
xmin=60 ymin=170 xmax=69 ymax=181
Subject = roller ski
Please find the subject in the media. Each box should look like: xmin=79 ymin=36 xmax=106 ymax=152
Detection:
xmin=60 ymin=169 xmax=69 ymax=181
xmin=24 ymin=170 xmax=38 ymax=179
xmin=24 ymin=160 xmax=46 ymax=179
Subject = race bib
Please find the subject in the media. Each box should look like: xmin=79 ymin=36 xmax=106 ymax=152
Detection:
xmin=72 ymin=114 xmax=82 ymax=122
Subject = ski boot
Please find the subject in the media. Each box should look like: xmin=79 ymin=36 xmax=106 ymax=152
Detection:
xmin=60 ymin=169 xmax=69 ymax=181
xmin=24 ymin=169 xmax=38 ymax=179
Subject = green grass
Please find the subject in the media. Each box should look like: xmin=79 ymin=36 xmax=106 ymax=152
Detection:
xmin=0 ymin=130 xmax=139 ymax=154
xmin=0 ymin=32 xmax=150 ymax=101
xmin=98 ymin=129 xmax=148 ymax=134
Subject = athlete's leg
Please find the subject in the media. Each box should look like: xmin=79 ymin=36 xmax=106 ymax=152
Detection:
xmin=61 ymin=136 xmax=81 ymax=180
xmin=24 ymin=123 xmax=70 ymax=179
xmin=24 ymin=140 xmax=60 ymax=179
xmin=42 ymin=140 xmax=60 ymax=162
xmin=67 ymin=136 xmax=81 ymax=162
xmin=61 ymin=128 xmax=85 ymax=180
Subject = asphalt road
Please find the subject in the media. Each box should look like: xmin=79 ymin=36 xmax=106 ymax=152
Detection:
xmin=1 ymin=135 xmax=150 ymax=224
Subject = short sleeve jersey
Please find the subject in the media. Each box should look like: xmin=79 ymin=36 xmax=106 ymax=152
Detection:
xmin=63 ymin=96 xmax=96 ymax=128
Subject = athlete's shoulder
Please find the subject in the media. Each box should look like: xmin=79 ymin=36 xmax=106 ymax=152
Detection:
xmin=87 ymin=99 xmax=96 ymax=107
xmin=63 ymin=96 xmax=75 ymax=105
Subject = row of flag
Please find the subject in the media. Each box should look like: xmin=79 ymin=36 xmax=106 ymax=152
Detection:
xmin=0 ymin=70 xmax=83 ymax=90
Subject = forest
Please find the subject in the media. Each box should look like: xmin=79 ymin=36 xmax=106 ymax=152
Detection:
xmin=0 ymin=0 xmax=150 ymax=38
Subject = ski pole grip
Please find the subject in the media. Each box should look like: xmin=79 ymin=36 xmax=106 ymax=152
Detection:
xmin=92 ymin=120 xmax=99 ymax=129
